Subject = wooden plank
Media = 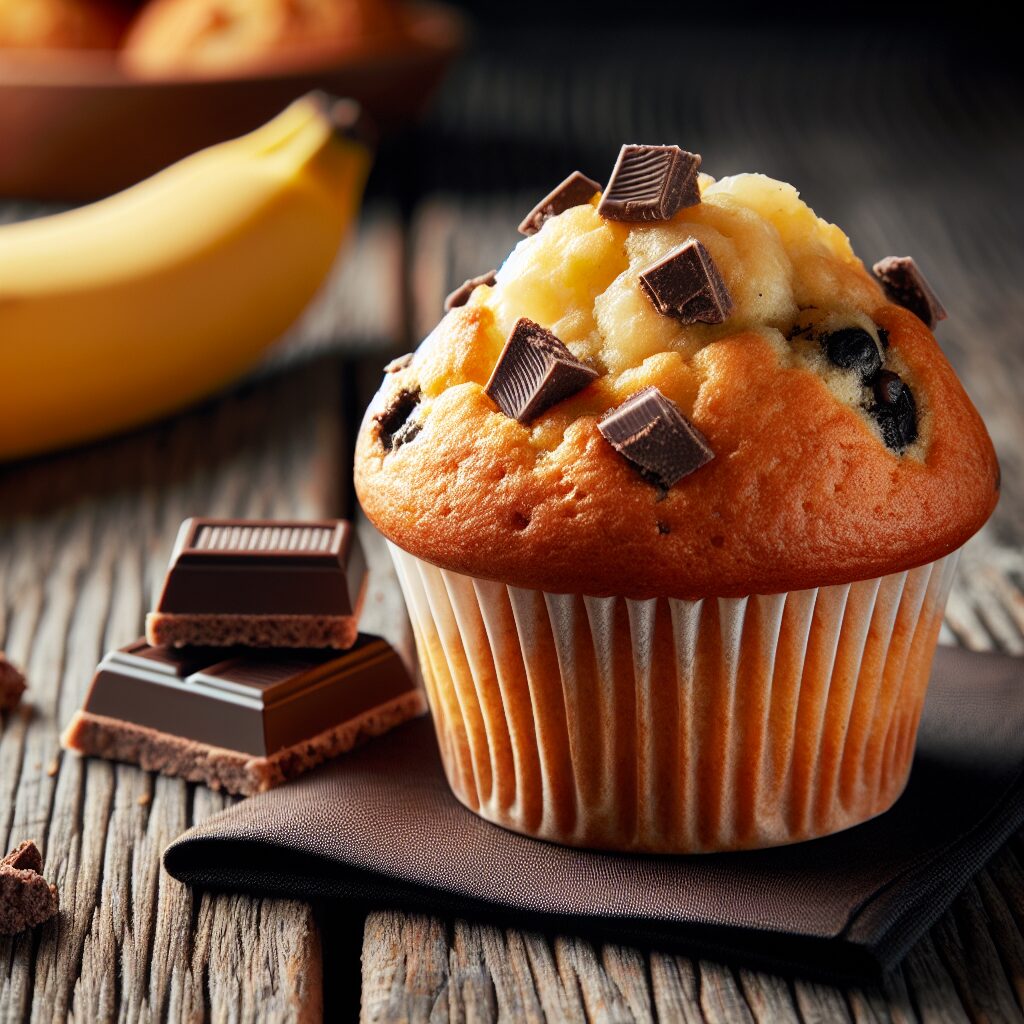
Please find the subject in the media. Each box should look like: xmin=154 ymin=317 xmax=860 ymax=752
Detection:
xmin=0 ymin=363 xmax=346 ymax=1022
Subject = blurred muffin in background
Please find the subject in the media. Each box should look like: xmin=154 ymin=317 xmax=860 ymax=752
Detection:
xmin=121 ymin=0 xmax=409 ymax=77
xmin=0 ymin=0 xmax=131 ymax=49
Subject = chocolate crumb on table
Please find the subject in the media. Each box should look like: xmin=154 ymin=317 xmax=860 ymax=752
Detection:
xmin=0 ymin=653 xmax=26 ymax=713
xmin=61 ymin=635 xmax=426 ymax=797
xmin=145 ymin=518 xmax=367 ymax=649
xmin=0 ymin=840 xmax=58 ymax=935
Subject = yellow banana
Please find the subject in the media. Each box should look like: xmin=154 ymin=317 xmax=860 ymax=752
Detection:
xmin=0 ymin=92 xmax=372 ymax=461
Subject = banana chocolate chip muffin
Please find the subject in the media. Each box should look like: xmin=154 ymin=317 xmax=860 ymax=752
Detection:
xmin=355 ymin=145 xmax=999 ymax=853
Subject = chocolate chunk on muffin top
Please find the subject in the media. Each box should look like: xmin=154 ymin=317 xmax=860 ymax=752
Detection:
xmin=356 ymin=151 xmax=998 ymax=599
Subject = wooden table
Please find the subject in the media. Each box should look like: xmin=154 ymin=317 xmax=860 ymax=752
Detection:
xmin=3 ymin=29 xmax=1023 ymax=1019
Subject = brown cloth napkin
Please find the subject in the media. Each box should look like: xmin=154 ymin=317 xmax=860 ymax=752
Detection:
xmin=164 ymin=646 xmax=1024 ymax=981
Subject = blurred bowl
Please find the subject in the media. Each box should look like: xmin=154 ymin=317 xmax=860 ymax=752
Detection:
xmin=0 ymin=1 xmax=464 ymax=200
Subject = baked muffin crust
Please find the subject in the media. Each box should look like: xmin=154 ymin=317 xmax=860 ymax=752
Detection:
xmin=356 ymin=172 xmax=998 ymax=598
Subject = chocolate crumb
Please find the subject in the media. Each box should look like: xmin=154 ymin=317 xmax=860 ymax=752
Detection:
xmin=0 ymin=654 xmax=26 ymax=714
xmin=0 ymin=840 xmax=58 ymax=935
xmin=375 ymin=388 xmax=421 ymax=451
xmin=444 ymin=270 xmax=498 ymax=312
xmin=873 ymin=257 xmax=947 ymax=329
xmin=518 ymin=171 xmax=602 ymax=236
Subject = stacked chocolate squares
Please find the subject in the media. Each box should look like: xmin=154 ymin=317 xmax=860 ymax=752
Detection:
xmin=62 ymin=518 xmax=425 ymax=796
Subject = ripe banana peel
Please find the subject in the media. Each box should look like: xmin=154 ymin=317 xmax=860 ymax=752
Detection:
xmin=0 ymin=93 xmax=372 ymax=461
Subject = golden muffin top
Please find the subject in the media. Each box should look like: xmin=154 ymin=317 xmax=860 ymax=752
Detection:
xmin=355 ymin=147 xmax=998 ymax=598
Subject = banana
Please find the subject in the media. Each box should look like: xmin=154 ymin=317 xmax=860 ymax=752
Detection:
xmin=0 ymin=93 xmax=372 ymax=461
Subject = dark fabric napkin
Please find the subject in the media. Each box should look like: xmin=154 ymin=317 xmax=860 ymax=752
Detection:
xmin=165 ymin=646 xmax=1024 ymax=981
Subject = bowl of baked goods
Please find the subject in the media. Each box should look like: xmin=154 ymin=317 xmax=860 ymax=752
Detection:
xmin=0 ymin=0 xmax=465 ymax=199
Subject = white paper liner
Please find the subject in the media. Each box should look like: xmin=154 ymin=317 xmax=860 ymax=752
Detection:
xmin=388 ymin=542 xmax=960 ymax=853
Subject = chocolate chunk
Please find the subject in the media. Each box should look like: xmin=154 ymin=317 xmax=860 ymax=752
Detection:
xmin=444 ymin=270 xmax=498 ymax=312
xmin=61 ymin=635 xmax=425 ymax=797
xmin=870 ymin=370 xmax=918 ymax=451
xmin=872 ymin=257 xmax=947 ymax=329
xmin=384 ymin=353 xmax=413 ymax=374
xmin=484 ymin=318 xmax=598 ymax=424
xmin=0 ymin=840 xmax=58 ymax=935
xmin=876 ymin=325 xmax=891 ymax=351
xmin=0 ymin=654 xmax=26 ymax=713
xmin=638 ymin=239 xmax=734 ymax=324
xmin=598 ymin=387 xmax=714 ymax=489
xmin=518 ymin=171 xmax=602 ymax=235
xmin=822 ymin=328 xmax=883 ymax=382
xmin=146 ymin=518 xmax=367 ymax=649
xmin=597 ymin=145 xmax=701 ymax=223
xmin=375 ymin=388 xmax=421 ymax=451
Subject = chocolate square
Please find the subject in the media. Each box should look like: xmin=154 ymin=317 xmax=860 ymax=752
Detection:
xmin=638 ymin=239 xmax=734 ymax=324
xmin=484 ymin=318 xmax=599 ymax=424
xmin=598 ymin=145 xmax=701 ymax=223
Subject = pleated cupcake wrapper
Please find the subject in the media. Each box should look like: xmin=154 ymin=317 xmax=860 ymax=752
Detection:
xmin=387 ymin=542 xmax=960 ymax=853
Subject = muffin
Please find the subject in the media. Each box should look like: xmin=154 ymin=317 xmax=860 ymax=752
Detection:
xmin=354 ymin=145 xmax=999 ymax=853
xmin=121 ymin=0 xmax=407 ymax=77
xmin=0 ymin=0 xmax=130 ymax=50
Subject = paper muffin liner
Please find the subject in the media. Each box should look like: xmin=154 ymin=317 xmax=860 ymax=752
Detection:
xmin=387 ymin=541 xmax=960 ymax=853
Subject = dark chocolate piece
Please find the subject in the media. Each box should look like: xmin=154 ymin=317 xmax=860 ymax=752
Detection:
xmin=383 ymin=353 xmax=413 ymax=374
xmin=518 ymin=171 xmax=602 ymax=235
xmin=638 ymin=239 xmax=734 ymax=324
xmin=0 ymin=840 xmax=58 ymax=935
xmin=822 ymin=327 xmax=883 ymax=382
xmin=444 ymin=270 xmax=498 ymax=312
xmin=870 ymin=370 xmax=918 ymax=451
xmin=597 ymin=145 xmax=701 ymax=223
xmin=872 ymin=256 xmax=947 ymax=329
xmin=146 ymin=518 xmax=366 ymax=649
xmin=376 ymin=388 xmax=421 ymax=451
xmin=0 ymin=654 xmax=26 ymax=713
xmin=61 ymin=636 xmax=425 ymax=796
xmin=598 ymin=387 xmax=714 ymax=489
xmin=484 ymin=318 xmax=599 ymax=424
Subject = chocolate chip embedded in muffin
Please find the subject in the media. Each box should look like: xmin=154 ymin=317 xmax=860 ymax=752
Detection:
xmin=822 ymin=327 xmax=883 ymax=382
xmin=598 ymin=145 xmax=701 ymax=222
xmin=518 ymin=172 xmax=602 ymax=236
xmin=444 ymin=270 xmax=498 ymax=313
xmin=870 ymin=370 xmax=918 ymax=451
xmin=637 ymin=238 xmax=734 ymax=325
xmin=598 ymin=387 xmax=714 ymax=489
xmin=873 ymin=257 xmax=947 ymax=329
xmin=484 ymin=318 xmax=599 ymax=424
xmin=375 ymin=388 xmax=421 ymax=451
